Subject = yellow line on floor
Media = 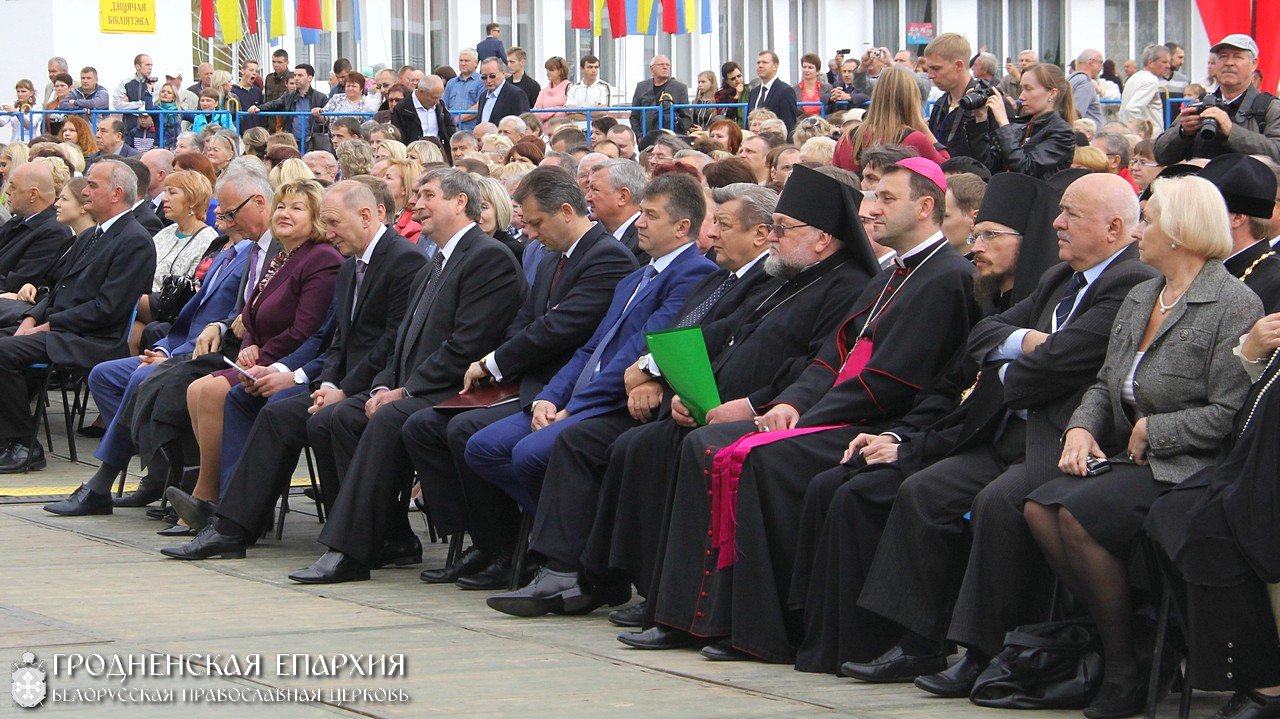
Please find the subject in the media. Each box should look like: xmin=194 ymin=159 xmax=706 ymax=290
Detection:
xmin=0 ymin=477 xmax=314 ymax=498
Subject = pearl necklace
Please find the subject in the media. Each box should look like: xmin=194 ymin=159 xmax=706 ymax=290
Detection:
xmin=1157 ymin=286 xmax=1185 ymax=314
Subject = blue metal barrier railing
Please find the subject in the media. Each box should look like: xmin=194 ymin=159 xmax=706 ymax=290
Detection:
xmin=447 ymin=105 xmax=662 ymax=141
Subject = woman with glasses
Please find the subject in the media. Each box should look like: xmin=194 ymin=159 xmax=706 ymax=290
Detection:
xmin=971 ymin=63 xmax=1079 ymax=180
xmin=1025 ymin=176 xmax=1261 ymax=718
xmin=714 ymin=62 xmax=748 ymax=123
xmin=1128 ymin=139 xmax=1163 ymax=193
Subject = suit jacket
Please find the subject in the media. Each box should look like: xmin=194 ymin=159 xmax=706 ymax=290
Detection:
xmin=1069 ymin=261 xmax=1261 ymax=484
xmin=476 ymin=82 xmax=530 ymax=126
xmin=616 ymin=217 xmax=643 ymax=260
xmin=538 ymin=243 xmax=717 ymax=419
xmin=1224 ymin=239 xmax=1280 ymax=313
xmin=748 ymin=80 xmax=801 ymax=135
xmin=476 ymin=37 xmax=507 ymax=64
xmin=390 ymin=96 xmax=457 ymax=162
xmin=895 ymin=247 xmax=1158 ymax=475
xmin=240 ymin=240 xmax=342 ymax=366
xmin=226 ymin=236 xmax=284 ymax=324
xmin=282 ymin=301 xmax=338 ymax=381
xmin=318 ymin=230 xmax=427 ymax=394
xmin=159 ymin=239 xmax=251 ymax=356
xmin=376 ymin=226 xmax=525 ymax=400
xmin=0 ymin=205 xmax=73 ymax=292
xmin=28 ymin=213 xmax=156 ymax=368
xmin=492 ymin=222 xmax=637 ymax=407
xmin=130 ymin=201 xmax=165 ymax=236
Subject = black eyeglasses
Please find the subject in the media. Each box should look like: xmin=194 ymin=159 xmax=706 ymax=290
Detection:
xmin=765 ymin=221 xmax=812 ymax=237
xmin=215 ymin=194 xmax=257 ymax=222
xmin=481 ymin=73 xmax=502 ymax=80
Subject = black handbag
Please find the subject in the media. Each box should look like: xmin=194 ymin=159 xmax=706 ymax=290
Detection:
xmin=153 ymin=231 xmax=204 ymax=323
xmin=969 ymin=619 xmax=1104 ymax=709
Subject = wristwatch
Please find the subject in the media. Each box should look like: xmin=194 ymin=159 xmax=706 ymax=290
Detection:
xmin=293 ymin=368 xmax=306 ymax=385
xmin=638 ymin=354 xmax=657 ymax=378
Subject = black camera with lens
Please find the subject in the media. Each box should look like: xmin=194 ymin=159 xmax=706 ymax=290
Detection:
xmin=958 ymin=80 xmax=995 ymax=112
xmin=1188 ymin=94 xmax=1221 ymax=141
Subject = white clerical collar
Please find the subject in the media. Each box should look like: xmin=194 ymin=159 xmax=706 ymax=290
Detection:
xmin=896 ymin=230 xmax=945 ymax=261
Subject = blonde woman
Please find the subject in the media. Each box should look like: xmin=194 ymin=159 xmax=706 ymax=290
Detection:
xmin=202 ymin=130 xmax=238 ymax=175
xmin=480 ymin=133 xmax=514 ymax=165
xmin=376 ymin=157 xmax=423 ymax=243
xmin=335 ymin=140 xmax=373 ymax=178
xmin=0 ymin=142 xmax=30 ymax=206
xmin=799 ymin=136 xmax=836 ymax=166
xmin=792 ymin=115 xmax=834 ymax=147
xmin=1071 ymin=145 xmax=1111 ymax=172
xmin=268 ymin=158 xmax=316 ymax=187
xmin=406 ymin=139 xmax=444 ymax=165
xmin=475 ymin=176 xmax=521 ymax=262
xmin=28 ymin=156 xmax=70 ymax=196
xmin=833 ymin=66 xmax=946 ymax=172
xmin=375 ymin=139 xmax=407 ymax=161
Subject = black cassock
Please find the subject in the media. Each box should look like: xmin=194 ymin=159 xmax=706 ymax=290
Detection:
xmin=579 ymin=250 xmax=871 ymax=598
xmin=1225 ymin=239 xmax=1280 ymax=314
xmin=650 ymin=238 xmax=977 ymax=663
xmin=1146 ymin=348 xmax=1280 ymax=691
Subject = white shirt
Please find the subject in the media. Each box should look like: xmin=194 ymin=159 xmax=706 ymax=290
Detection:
xmin=613 ymin=211 xmax=641 ymax=241
xmin=1119 ymin=69 xmax=1165 ymax=130
xmin=755 ymin=78 xmax=777 ymax=108
xmin=413 ymin=92 xmax=439 ymax=138
xmin=566 ymin=80 xmax=614 ymax=128
xmin=96 ymin=208 xmax=132 ymax=235
xmin=435 ymin=222 xmax=473 ymax=267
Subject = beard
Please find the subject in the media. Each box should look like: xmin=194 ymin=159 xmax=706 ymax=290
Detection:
xmin=764 ymin=254 xmax=803 ymax=280
xmin=973 ymin=270 xmax=1013 ymax=310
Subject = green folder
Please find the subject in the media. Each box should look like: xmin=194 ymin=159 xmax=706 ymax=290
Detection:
xmin=645 ymin=326 xmax=722 ymax=426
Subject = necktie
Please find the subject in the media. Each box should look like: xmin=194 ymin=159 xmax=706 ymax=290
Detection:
xmin=352 ymin=259 xmax=368 ymax=319
xmin=573 ymin=265 xmax=657 ymax=394
xmin=1052 ymin=272 xmax=1087 ymax=331
xmin=411 ymin=251 xmax=447 ymax=322
xmin=757 ymin=83 xmax=768 ymax=109
xmin=677 ymin=273 xmax=738 ymax=327
xmin=83 ymin=226 xmax=105 ymax=255
xmin=243 ymin=242 xmax=262 ymax=305
xmin=548 ymin=254 xmax=569 ymax=298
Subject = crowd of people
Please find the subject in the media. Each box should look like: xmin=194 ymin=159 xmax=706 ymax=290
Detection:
xmin=1 ymin=24 xmax=1279 ymax=719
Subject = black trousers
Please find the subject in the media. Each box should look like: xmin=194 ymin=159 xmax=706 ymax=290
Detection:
xmin=0 ymin=330 xmax=52 ymax=440
xmin=529 ymin=409 xmax=641 ymax=568
xmin=215 ymin=391 xmax=342 ymax=540
xmin=316 ymin=392 xmax=435 ymax=567
xmin=859 ymin=419 xmax=1040 ymax=652
xmin=401 ymin=403 xmax=523 ymax=553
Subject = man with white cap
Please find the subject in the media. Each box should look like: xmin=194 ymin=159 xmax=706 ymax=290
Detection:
xmin=1154 ymin=34 xmax=1280 ymax=164
xmin=164 ymin=69 xmax=200 ymax=111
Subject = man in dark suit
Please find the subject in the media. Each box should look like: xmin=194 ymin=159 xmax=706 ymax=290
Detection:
xmin=0 ymin=163 xmax=73 ymax=303
xmin=748 ymin=51 xmax=800 ymax=136
xmin=160 ymin=181 xmax=427 ymax=559
xmin=85 ymin=118 xmax=141 ymax=167
xmin=585 ymin=159 xmax=645 ymax=259
xmin=120 ymin=158 xmax=164 ymax=235
xmin=836 ymin=174 xmax=1157 ymax=691
xmin=5 ymin=160 xmax=155 ymax=481
xmin=139 ymin=149 xmax=175 ymax=230
xmin=477 ymin=23 xmax=507 ymax=64
xmin=390 ymin=74 xmax=456 ymax=163
xmin=466 ymin=173 xmax=717 ymax=614
xmin=287 ymin=168 xmax=525 ymax=583
xmin=475 ymin=57 xmax=530 ymax=128
xmin=247 ymin=64 xmax=329 ymax=148
xmin=404 ymin=166 xmax=637 ymax=588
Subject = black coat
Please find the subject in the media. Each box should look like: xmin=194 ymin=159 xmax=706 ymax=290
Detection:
xmin=748 ymin=80 xmax=801 ymax=136
xmin=974 ymin=111 xmax=1078 ymax=179
xmin=318 ymin=230 xmax=428 ymax=395
xmin=130 ymin=201 xmax=165 ymax=236
xmin=476 ymin=82 xmax=530 ymax=127
xmin=390 ymin=94 xmax=458 ymax=162
xmin=376 ymin=225 xmax=525 ymax=401
xmin=616 ymin=217 xmax=644 ymax=260
xmin=928 ymin=80 xmax=1010 ymax=172
xmin=492 ymin=222 xmax=638 ymax=407
xmin=1224 ymin=239 xmax=1280 ymax=314
xmin=28 ymin=213 xmax=156 ymax=368
xmin=0 ymin=205 xmax=73 ymax=293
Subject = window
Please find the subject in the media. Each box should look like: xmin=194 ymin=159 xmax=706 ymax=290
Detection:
xmin=1104 ymin=0 xmax=1129 ymax=68
xmin=977 ymin=0 xmax=1004 ymax=61
xmin=802 ymin=0 xmax=819 ymax=60
xmin=1007 ymin=0 xmax=1032 ymax=61
xmin=429 ymin=0 xmax=449 ymax=69
xmin=408 ymin=0 xmax=426 ymax=69
xmin=516 ymin=0 xmax=535 ymax=63
xmin=748 ymin=1 xmax=769 ymax=69
xmin=1135 ymin=0 xmax=1159 ymax=56
xmin=1038 ymin=0 xmax=1062 ymax=66
xmin=391 ymin=0 xmax=405 ymax=68
xmin=336 ymin=0 xmax=355 ymax=66
xmin=719 ymin=1 xmax=744 ymax=75
xmin=1164 ymin=0 xmax=1191 ymax=51
xmin=873 ymin=0 xmax=899 ymax=51
xmin=904 ymin=0 xmax=935 ymax=55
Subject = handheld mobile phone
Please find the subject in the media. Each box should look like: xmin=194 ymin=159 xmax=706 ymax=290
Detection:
xmin=223 ymin=356 xmax=256 ymax=379
xmin=1084 ymin=457 xmax=1112 ymax=477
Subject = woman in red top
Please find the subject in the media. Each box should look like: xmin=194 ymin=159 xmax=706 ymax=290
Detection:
xmin=793 ymin=53 xmax=834 ymax=117
xmin=378 ymin=157 xmax=423 ymax=244
xmin=832 ymin=66 xmax=949 ymax=173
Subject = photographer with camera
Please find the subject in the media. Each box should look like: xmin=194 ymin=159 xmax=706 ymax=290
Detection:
xmin=970 ymin=63 xmax=1078 ymax=179
xmin=1153 ymin=34 xmax=1280 ymax=165
xmin=114 ymin=54 xmax=158 ymax=133
xmin=923 ymin=33 xmax=1012 ymax=173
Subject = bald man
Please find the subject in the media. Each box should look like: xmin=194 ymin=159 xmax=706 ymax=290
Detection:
xmin=0 ymin=163 xmax=74 ymax=308
xmin=161 ymin=181 xmax=427 ymax=556
xmin=140 ymin=149 xmax=175 ymax=226
xmin=391 ymin=74 xmax=456 ymax=161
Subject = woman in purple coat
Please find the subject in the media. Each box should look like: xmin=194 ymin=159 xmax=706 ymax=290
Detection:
xmin=183 ymin=179 xmax=341 ymax=517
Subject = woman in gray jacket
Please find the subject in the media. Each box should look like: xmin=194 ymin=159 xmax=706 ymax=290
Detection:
xmin=1024 ymin=176 xmax=1263 ymax=719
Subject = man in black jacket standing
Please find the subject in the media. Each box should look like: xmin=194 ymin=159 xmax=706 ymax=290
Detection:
xmin=406 ymin=166 xmax=636 ymax=588
xmin=4 ymin=159 xmax=155 ymax=477
xmin=160 ymin=181 xmax=427 ymax=560
xmin=390 ymin=75 xmax=456 ymax=162
xmin=747 ymin=51 xmax=799 ymax=136
xmin=630 ymin=56 xmax=691 ymax=136
xmin=248 ymin=64 xmax=329 ymax=149
xmin=924 ymin=33 xmax=1006 ymax=172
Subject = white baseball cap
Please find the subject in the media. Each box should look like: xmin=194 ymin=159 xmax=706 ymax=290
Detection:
xmin=1210 ymin=34 xmax=1259 ymax=56
xmin=164 ymin=67 xmax=185 ymax=79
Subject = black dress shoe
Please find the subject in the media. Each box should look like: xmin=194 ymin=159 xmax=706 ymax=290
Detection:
xmin=77 ymin=418 xmax=106 ymax=438
xmin=43 ymin=484 xmax=113 ymax=516
xmin=485 ymin=567 xmax=602 ymax=617
xmin=375 ymin=535 xmax=422 ymax=568
xmin=617 ymin=625 xmax=710 ymax=651
xmin=165 ymin=487 xmax=216 ymax=532
xmin=914 ymin=652 xmax=990 ymax=697
xmin=701 ymin=640 xmax=751 ymax=661
xmin=1206 ymin=690 xmax=1280 ymax=719
xmin=840 ymin=644 xmax=948 ymax=683
xmin=608 ymin=600 xmax=647 ymax=627
xmin=160 ymin=525 xmax=247 ymax=560
xmin=157 ymin=523 xmax=195 ymax=537
xmin=0 ymin=442 xmax=45 ymax=473
xmin=455 ymin=554 xmax=514 ymax=590
xmin=114 ymin=475 xmax=166 ymax=507
xmin=1083 ymin=680 xmax=1147 ymax=719
xmin=420 ymin=546 xmax=491 ymax=584
xmin=145 ymin=505 xmax=170 ymax=520
xmin=288 ymin=550 xmax=370 ymax=584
